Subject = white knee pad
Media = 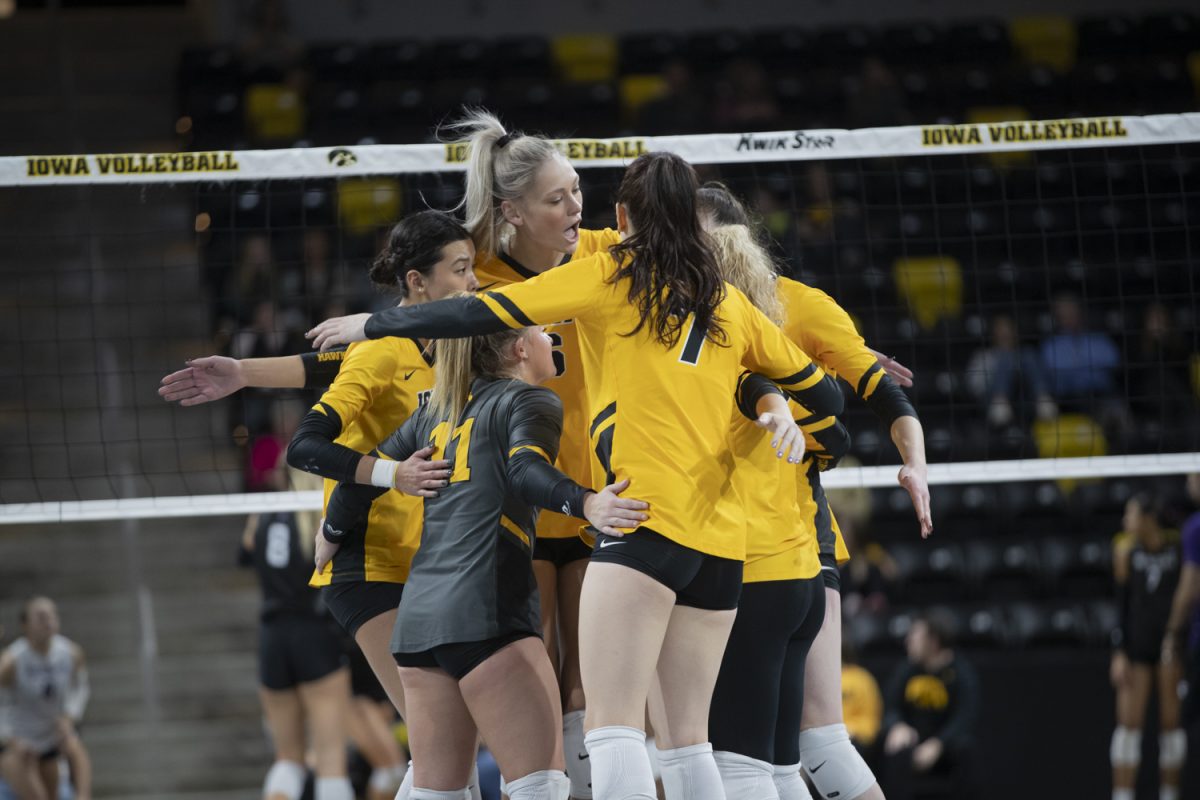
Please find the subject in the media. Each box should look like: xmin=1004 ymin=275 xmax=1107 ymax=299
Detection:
xmin=505 ymin=769 xmax=571 ymax=800
xmin=1110 ymin=726 xmax=1141 ymax=768
xmin=395 ymin=762 xmax=414 ymax=800
xmin=797 ymin=724 xmax=876 ymax=800
xmin=1159 ymin=728 xmax=1186 ymax=770
xmin=645 ymin=737 xmax=662 ymax=781
xmin=563 ymin=709 xmax=593 ymax=798
xmin=772 ymin=762 xmax=813 ymax=800
xmin=712 ymin=750 xmax=777 ymax=800
xmin=315 ymin=777 xmax=355 ymax=800
xmin=409 ymin=789 xmax=471 ymax=800
xmin=657 ymin=742 xmax=725 ymax=800
xmin=264 ymin=760 xmax=307 ymax=800
xmin=583 ymin=726 xmax=657 ymax=800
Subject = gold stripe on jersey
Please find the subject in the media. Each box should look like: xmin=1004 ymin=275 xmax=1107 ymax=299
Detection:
xmin=500 ymin=514 xmax=532 ymax=548
xmin=310 ymin=335 xmax=434 ymax=586
xmin=474 ymin=227 xmax=621 ymax=541
xmin=510 ymin=444 xmax=552 ymax=462
xmin=482 ymin=250 xmax=828 ymax=561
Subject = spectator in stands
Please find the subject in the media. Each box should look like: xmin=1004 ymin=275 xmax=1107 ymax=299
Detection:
xmin=1110 ymin=491 xmax=1185 ymax=800
xmin=635 ymin=57 xmax=706 ymax=135
xmin=1040 ymin=294 xmax=1121 ymax=404
xmin=1127 ymin=302 xmax=1195 ymax=419
xmin=882 ymin=611 xmax=979 ymax=800
xmin=847 ymin=57 xmax=911 ymax=129
xmin=841 ymin=640 xmax=884 ymax=762
xmin=0 ymin=597 xmax=92 ymax=800
xmin=1162 ymin=474 xmax=1200 ymax=770
xmin=965 ymin=314 xmax=1057 ymax=427
xmin=712 ymin=57 xmax=780 ymax=132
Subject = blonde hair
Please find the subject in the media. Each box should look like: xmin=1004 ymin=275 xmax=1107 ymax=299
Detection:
xmin=443 ymin=108 xmax=562 ymax=259
xmin=431 ymin=326 xmax=526 ymax=424
xmin=709 ymin=224 xmax=785 ymax=326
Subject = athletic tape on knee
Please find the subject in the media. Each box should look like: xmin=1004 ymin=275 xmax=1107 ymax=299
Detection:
xmin=1110 ymin=726 xmax=1141 ymax=768
xmin=264 ymin=760 xmax=307 ymax=800
xmin=314 ymin=776 xmax=356 ymax=800
xmin=1159 ymin=728 xmax=1186 ymax=770
xmin=773 ymin=762 xmax=813 ymax=800
xmin=797 ymin=724 xmax=876 ymax=800
xmin=563 ymin=709 xmax=593 ymax=798
xmin=712 ymin=750 xmax=777 ymax=800
xmin=645 ymin=736 xmax=662 ymax=781
xmin=657 ymin=742 xmax=725 ymax=800
xmin=505 ymin=769 xmax=571 ymax=800
xmin=583 ymin=726 xmax=657 ymax=800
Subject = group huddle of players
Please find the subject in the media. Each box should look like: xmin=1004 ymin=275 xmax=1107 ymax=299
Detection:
xmin=160 ymin=109 xmax=931 ymax=800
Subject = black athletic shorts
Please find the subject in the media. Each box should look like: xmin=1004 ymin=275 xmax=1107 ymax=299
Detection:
xmin=710 ymin=576 xmax=827 ymax=764
xmin=393 ymin=630 xmax=537 ymax=680
xmin=533 ymin=535 xmax=592 ymax=567
xmin=589 ymin=528 xmax=743 ymax=611
xmin=1126 ymin=623 xmax=1169 ymax=666
xmin=259 ymin=613 xmax=347 ymax=691
xmin=347 ymin=639 xmax=389 ymax=702
xmin=820 ymin=550 xmax=841 ymax=591
xmin=323 ymin=580 xmax=405 ymax=638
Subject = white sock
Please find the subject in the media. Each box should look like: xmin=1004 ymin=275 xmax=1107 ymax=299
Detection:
xmin=712 ymin=750 xmax=777 ymax=799
xmin=395 ymin=761 xmax=414 ymax=800
xmin=263 ymin=760 xmax=307 ymax=800
xmin=771 ymin=763 xmax=811 ymax=800
xmin=584 ymin=726 xmax=657 ymax=800
xmin=372 ymin=766 xmax=407 ymax=794
xmin=563 ymin=709 xmax=593 ymax=798
xmin=1160 ymin=788 xmax=1179 ymax=800
xmin=657 ymin=742 xmax=726 ymax=800
xmin=505 ymin=769 xmax=570 ymax=799
xmin=1112 ymin=790 xmax=1133 ymax=800
xmin=315 ymin=776 xmax=355 ymax=800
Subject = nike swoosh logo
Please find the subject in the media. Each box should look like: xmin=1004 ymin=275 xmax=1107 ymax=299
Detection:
xmin=403 ymin=370 xmax=416 ymax=380
xmin=810 ymin=761 xmax=827 ymax=773
xmin=599 ymin=539 xmax=623 ymax=548
xmin=578 ymin=752 xmax=589 ymax=760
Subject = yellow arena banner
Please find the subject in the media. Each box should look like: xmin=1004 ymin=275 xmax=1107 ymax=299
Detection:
xmin=1 ymin=112 xmax=1198 ymax=186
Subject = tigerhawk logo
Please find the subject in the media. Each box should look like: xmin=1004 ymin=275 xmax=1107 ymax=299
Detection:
xmin=328 ymin=148 xmax=358 ymax=167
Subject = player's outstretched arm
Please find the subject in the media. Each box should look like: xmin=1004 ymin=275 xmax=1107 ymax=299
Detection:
xmin=159 ymin=351 xmax=346 ymax=404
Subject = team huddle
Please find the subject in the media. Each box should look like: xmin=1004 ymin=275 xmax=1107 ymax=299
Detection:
xmin=160 ymin=110 xmax=932 ymax=800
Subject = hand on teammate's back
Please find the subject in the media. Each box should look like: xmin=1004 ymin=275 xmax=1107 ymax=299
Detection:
xmin=393 ymin=447 xmax=453 ymax=498
xmin=307 ymin=313 xmax=371 ymax=351
xmin=754 ymin=411 xmax=806 ymax=464
xmin=158 ymin=355 xmax=245 ymax=405
xmin=583 ymin=478 xmax=650 ymax=536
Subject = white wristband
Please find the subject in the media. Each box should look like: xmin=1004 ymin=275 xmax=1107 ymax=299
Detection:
xmin=370 ymin=458 xmax=400 ymax=489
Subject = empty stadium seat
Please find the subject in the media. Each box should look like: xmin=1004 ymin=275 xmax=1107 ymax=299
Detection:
xmin=616 ymin=32 xmax=679 ymax=76
xmin=368 ymin=40 xmax=429 ymax=81
xmin=889 ymin=541 xmax=969 ymax=603
xmin=1007 ymin=601 xmax=1092 ymax=647
xmin=429 ymin=38 xmax=494 ymax=79
xmin=244 ymin=84 xmax=305 ymax=143
xmin=944 ymin=19 xmax=1012 ymax=64
xmin=1009 ymin=15 xmax=1078 ymax=72
xmin=493 ymin=35 xmax=552 ymax=78
xmin=893 ymin=256 xmax=964 ymax=331
xmin=1076 ymin=15 xmax=1141 ymax=59
xmin=967 ymin=539 xmax=1042 ymax=599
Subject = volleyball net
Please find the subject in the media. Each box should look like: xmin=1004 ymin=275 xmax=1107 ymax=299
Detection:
xmin=2 ymin=112 xmax=1199 ymax=524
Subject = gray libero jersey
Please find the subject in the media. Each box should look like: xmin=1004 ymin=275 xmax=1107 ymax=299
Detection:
xmin=324 ymin=377 xmax=585 ymax=654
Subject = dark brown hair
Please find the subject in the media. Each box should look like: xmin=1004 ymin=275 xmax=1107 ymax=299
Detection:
xmin=369 ymin=210 xmax=471 ymax=297
xmin=608 ymin=152 xmax=725 ymax=347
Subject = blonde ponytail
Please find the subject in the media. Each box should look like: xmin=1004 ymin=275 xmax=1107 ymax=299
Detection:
xmin=430 ymin=296 xmax=526 ymax=423
xmin=709 ymin=224 xmax=785 ymax=326
xmin=442 ymin=108 xmax=562 ymax=259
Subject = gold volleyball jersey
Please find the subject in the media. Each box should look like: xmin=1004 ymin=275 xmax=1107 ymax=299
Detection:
xmin=310 ymin=336 xmax=434 ymax=585
xmin=477 ymin=251 xmax=832 ymax=561
xmin=778 ymin=277 xmax=885 ymax=565
xmin=473 ymin=228 xmax=620 ymax=540
xmin=842 ymin=663 xmax=884 ymax=746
